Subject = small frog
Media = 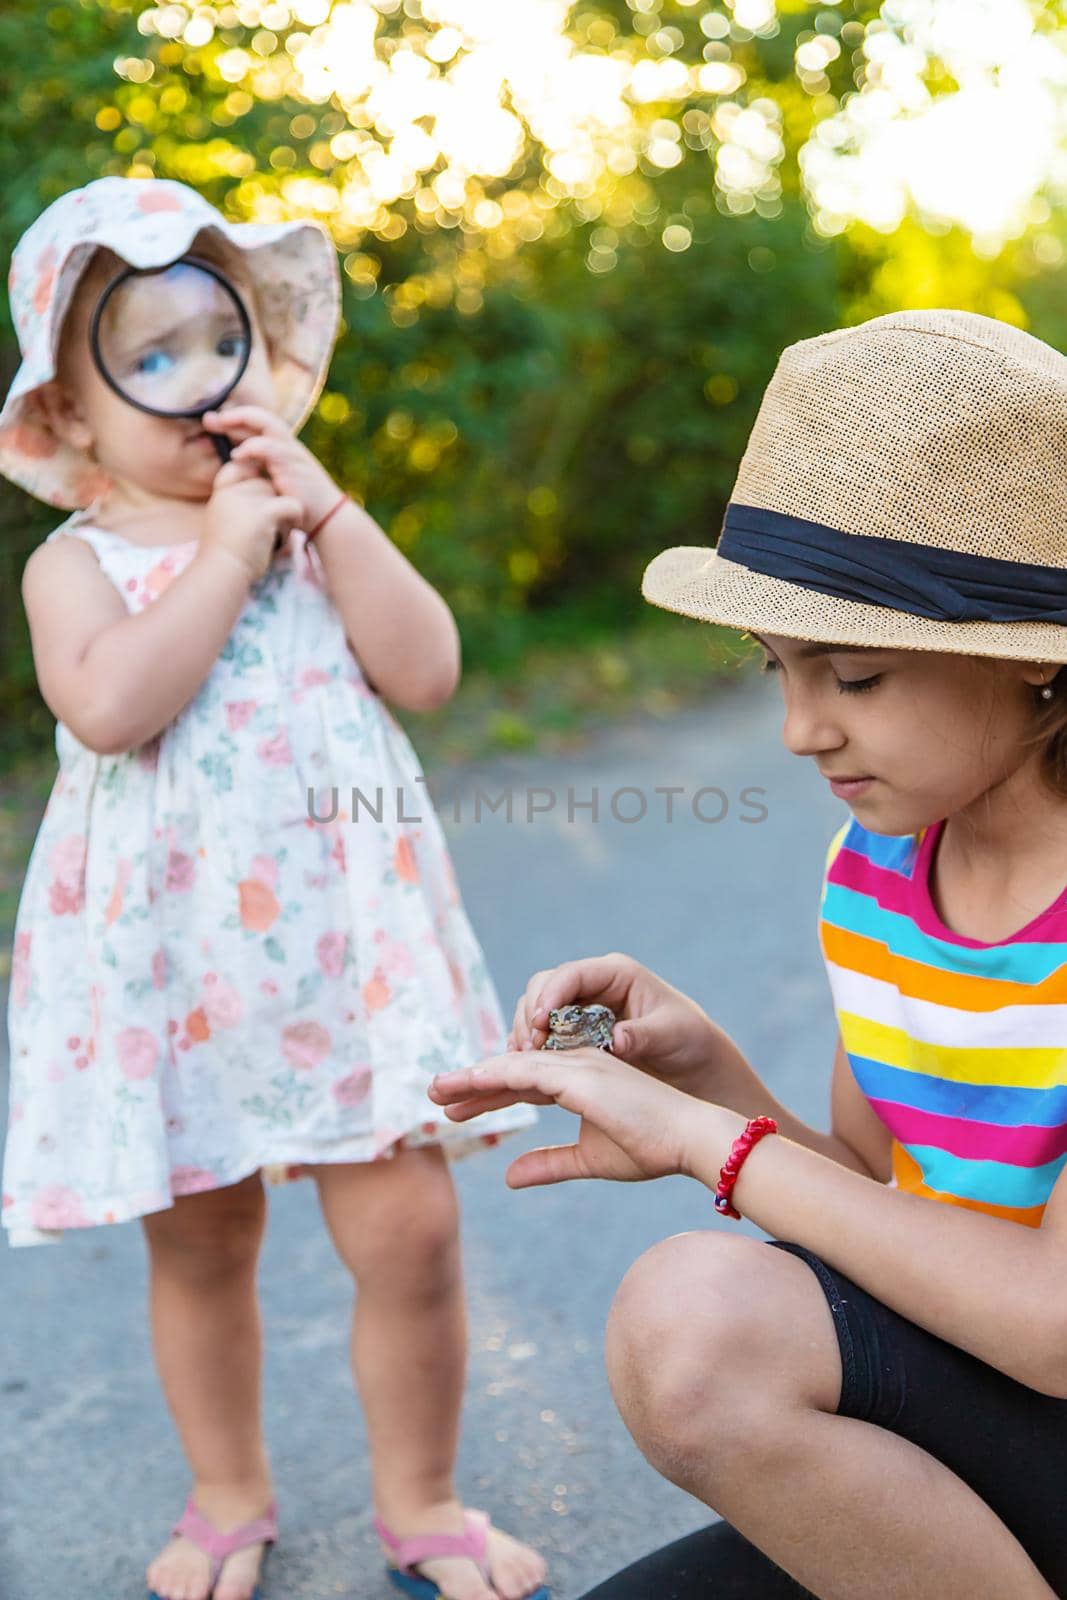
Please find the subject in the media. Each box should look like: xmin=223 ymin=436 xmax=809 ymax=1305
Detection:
xmin=543 ymin=1003 xmax=616 ymax=1052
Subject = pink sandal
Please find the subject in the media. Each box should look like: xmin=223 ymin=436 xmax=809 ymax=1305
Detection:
xmin=374 ymin=1508 xmax=550 ymax=1600
xmin=147 ymin=1494 xmax=278 ymax=1600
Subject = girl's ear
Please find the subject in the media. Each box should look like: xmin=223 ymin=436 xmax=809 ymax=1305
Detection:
xmin=35 ymin=380 xmax=94 ymax=453
xmin=1020 ymin=662 xmax=1062 ymax=691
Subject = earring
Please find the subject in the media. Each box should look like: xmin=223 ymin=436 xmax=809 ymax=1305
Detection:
xmin=1041 ymin=683 xmax=1055 ymax=701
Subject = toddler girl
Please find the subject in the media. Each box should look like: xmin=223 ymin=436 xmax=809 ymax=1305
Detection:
xmin=429 ymin=310 xmax=1067 ymax=1599
xmin=1 ymin=176 xmax=549 ymax=1600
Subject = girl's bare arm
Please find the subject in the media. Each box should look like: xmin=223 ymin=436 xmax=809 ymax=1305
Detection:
xmin=667 ymin=1015 xmax=887 ymax=1182
xmin=686 ymin=1096 xmax=1067 ymax=1397
xmin=21 ymin=536 xmax=253 ymax=755
xmin=310 ymin=499 xmax=461 ymax=713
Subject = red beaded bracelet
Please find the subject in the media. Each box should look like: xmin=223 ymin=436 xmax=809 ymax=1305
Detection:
xmin=713 ymin=1115 xmax=778 ymax=1218
xmin=305 ymin=491 xmax=349 ymax=544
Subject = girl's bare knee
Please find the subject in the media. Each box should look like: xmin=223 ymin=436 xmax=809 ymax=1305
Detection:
xmin=143 ymin=1171 xmax=266 ymax=1284
xmin=316 ymin=1147 xmax=461 ymax=1287
xmin=606 ymin=1233 xmax=747 ymax=1460
xmin=605 ymin=1231 xmax=841 ymax=1476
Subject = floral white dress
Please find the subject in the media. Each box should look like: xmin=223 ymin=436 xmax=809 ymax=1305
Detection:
xmin=3 ymin=509 xmax=535 ymax=1245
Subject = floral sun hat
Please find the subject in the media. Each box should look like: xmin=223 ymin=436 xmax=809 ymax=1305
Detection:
xmin=0 ymin=175 xmax=341 ymax=509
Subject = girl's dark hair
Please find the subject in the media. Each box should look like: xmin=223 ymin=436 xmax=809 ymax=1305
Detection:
xmin=1023 ymin=668 xmax=1067 ymax=799
xmin=963 ymin=656 xmax=1067 ymax=800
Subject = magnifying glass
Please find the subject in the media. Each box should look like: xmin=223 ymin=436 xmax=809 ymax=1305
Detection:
xmin=89 ymin=256 xmax=251 ymax=461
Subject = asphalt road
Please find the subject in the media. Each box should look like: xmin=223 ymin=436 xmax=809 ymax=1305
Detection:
xmin=0 ymin=672 xmax=845 ymax=1599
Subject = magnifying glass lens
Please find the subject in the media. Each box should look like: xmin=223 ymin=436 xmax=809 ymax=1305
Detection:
xmin=94 ymin=261 xmax=249 ymax=416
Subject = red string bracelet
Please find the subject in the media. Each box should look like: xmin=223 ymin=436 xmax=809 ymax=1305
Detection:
xmin=305 ymin=491 xmax=349 ymax=544
xmin=713 ymin=1115 xmax=778 ymax=1218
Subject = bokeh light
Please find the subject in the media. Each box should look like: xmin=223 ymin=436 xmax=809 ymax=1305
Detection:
xmin=120 ymin=0 xmax=1067 ymax=258
xmin=801 ymin=0 xmax=1067 ymax=247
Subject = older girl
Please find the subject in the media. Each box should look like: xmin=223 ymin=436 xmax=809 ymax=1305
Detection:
xmin=430 ymin=311 xmax=1067 ymax=1600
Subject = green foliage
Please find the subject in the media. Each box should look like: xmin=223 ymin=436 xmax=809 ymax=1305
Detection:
xmin=301 ymin=194 xmax=840 ymax=669
xmin=0 ymin=0 xmax=1061 ymax=771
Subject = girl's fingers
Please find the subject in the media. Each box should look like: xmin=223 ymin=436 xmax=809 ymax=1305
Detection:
xmin=203 ymin=404 xmax=290 ymax=439
xmin=528 ymin=954 xmax=634 ymax=1037
xmin=439 ymin=1097 xmax=493 ymax=1122
xmin=212 ymin=456 xmax=261 ymax=486
xmin=514 ymin=970 xmax=550 ymax=1047
xmin=203 ymin=415 xmax=260 ymax=440
xmin=231 ymin=436 xmax=290 ymax=464
xmin=518 ymin=1005 xmax=546 ymax=1049
xmin=429 ymin=1061 xmax=521 ymax=1104
xmin=429 ymin=1073 xmax=484 ymax=1106
xmin=272 ymin=496 xmax=304 ymax=527
xmin=506 ymin=1144 xmax=586 ymax=1189
xmin=439 ymin=1089 xmax=556 ymax=1121
xmin=522 ymin=990 xmax=549 ymax=1047
xmin=432 ymin=1049 xmax=616 ymax=1129
xmin=430 ymin=1051 xmax=573 ymax=1106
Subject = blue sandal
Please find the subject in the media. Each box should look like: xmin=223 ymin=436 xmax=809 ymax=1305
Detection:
xmin=374 ymin=1507 xmax=550 ymax=1600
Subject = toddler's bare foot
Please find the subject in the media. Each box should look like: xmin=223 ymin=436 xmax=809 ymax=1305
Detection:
xmin=145 ymin=1485 xmax=273 ymax=1600
xmin=378 ymin=1498 xmax=547 ymax=1600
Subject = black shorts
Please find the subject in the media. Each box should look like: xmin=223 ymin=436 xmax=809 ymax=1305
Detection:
xmin=578 ymin=1238 xmax=1067 ymax=1599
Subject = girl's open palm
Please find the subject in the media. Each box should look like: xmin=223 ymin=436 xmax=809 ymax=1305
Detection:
xmin=428 ymin=1047 xmax=694 ymax=1188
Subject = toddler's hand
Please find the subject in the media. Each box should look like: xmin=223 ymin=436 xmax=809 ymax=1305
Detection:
xmin=203 ymin=454 xmax=303 ymax=584
xmin=203 ymin=404 xmax=347 ymax=535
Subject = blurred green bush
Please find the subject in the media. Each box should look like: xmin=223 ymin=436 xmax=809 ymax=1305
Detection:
xmin=1 ymin=0 xmax=1061 ymax=770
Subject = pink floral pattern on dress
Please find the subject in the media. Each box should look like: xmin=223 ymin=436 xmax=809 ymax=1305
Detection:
xmin=47 ymin=834 xmax=86 ymax=916
xmin=333 ymin=1066 xmax=372 ymax=1107
xmin=227 ymin=701 xmax=258 ymax=732
xmin=117 ymin=1028 xmax=159 ymax=1082
xmin=11 ymin=933 xmax=32 ymax=1010
xmin=317 ymin=931 xmax=348 ymax=976
xmin=282 ymin=1019 xmax=332 ymax=1070
xmin=166 ymin=851 xmax=196 ymax=893
xmin=31 ymin=1185 xmax=90 ymax=1231
xmin=2 ymin=512 xmax=533 ymax=1246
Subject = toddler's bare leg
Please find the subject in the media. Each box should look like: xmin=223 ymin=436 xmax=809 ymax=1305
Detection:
xmin=314 ymin=1146 xmax=548 ymax=1600
xmin=606 ymin=1232 xmax=1057 ymax=1600
xmin=141 ymin=1172 xmax=273 ymax=1600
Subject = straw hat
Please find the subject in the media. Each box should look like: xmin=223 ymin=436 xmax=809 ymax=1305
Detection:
xmin=0 ymin=176 xmax=341 ymax=509
xmin=642 ymin=310 xmax=1067 ymax=663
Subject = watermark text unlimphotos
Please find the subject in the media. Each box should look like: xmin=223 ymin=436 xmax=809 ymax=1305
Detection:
xmin=307 ymin=778 xmax=769 ymax=826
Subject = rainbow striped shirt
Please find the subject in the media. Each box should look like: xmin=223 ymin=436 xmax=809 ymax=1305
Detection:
xmin=819 ymin=817 xmax=1067 ymax=1228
